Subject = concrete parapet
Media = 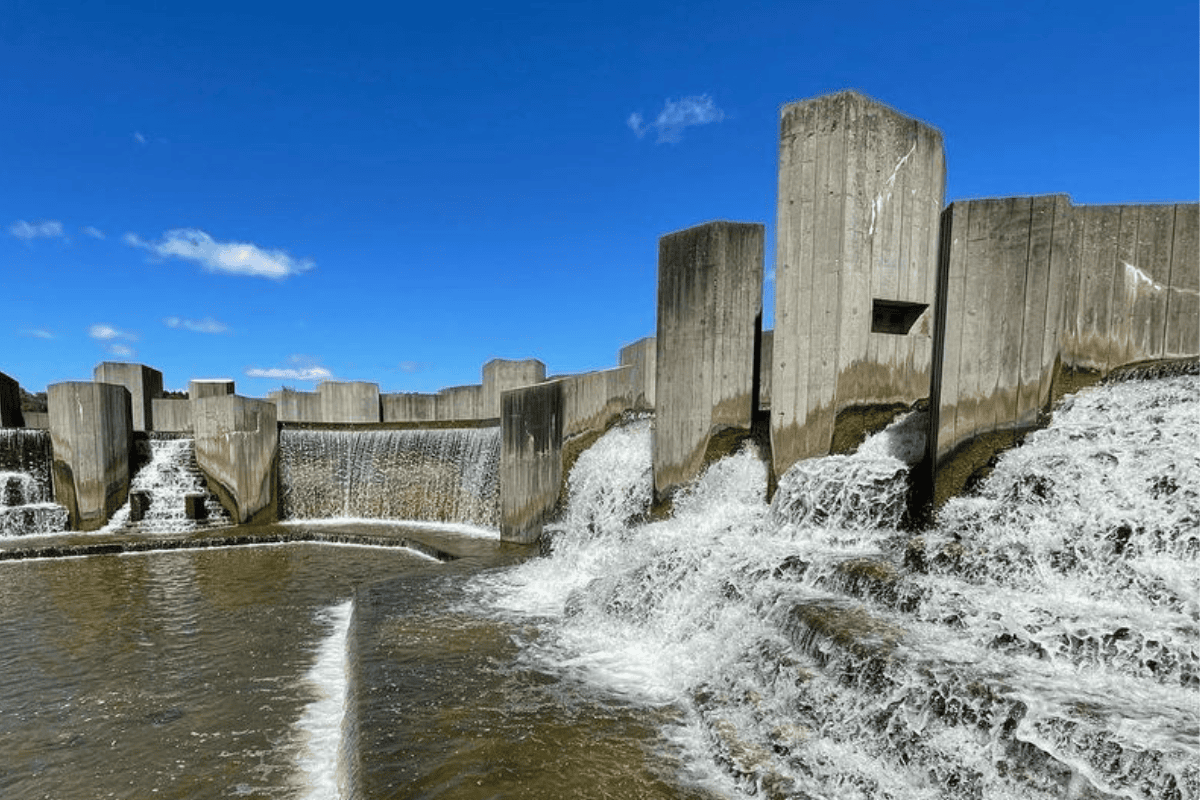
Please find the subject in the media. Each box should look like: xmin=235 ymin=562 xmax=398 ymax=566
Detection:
xmin=151 ymin=398 xmax=193 ymax=432
xmin=772 ymin=90 xmax=946 ymax=477
xmin=500 ymin=381 xmax=563 ymax=544
xmin=47 ymin=381 xmax=133 ymax=530
xmin=193 ymin=395 xmax=278 ymax=524
xmin=189 ymin=379 xmax=235 ymax=399
xmin=318 ymin=381 xmax=381 ymax=424
xmin=653 ymin=220 xmax=764 ymax=501
xmin=381 ymin=392 xmax=440 ymax=422
xmin=482 ymin=359 xmax=546 ymax=418
xmin=0 ymin=371 xmax=24 ymax=428
xmin=93 ymin=362 xmax=163 ymax=432
xmin=269 ymin=388 xmax=323 ymax=423
xmin=22 ymin=411 xmax=49 ymax=430
xmin=618 ymin=337 xmax=656 ymax=409
xmin=438 ymin=385 xmax=484 ymax=421
xmin=559 ymin=367 xmax=635 ymax=440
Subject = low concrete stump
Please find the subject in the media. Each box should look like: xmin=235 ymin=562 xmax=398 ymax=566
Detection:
xmin=185 ymin=493 xmax=208 ymax=521
xmin=129 ymin=491 xmax=152 ymax=523
xmin=2 ymin=475 xmax=24 ymax=507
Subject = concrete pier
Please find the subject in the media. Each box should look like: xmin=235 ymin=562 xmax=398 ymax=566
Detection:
xmin=618 ymin=337 xmax=656 ymax=410
xmin=318 ymin=381 xmax=381 ymax=424
xmin=269 ymin=388 xmax=322 ymax=423
xmin=48 ymin=381 xmax=133 ymax=530
xmin=189 ymin=379 xmax=235 ymax=399
xmin=771 ymin=91 xmax=945 ymax=477
xmin=0 ymin=371 xmax=23 ymax=428
xmin=438 ymin=385 xmax=484 ymax=421
xmin=193 ymin=395 xmax=278 ymax=524
xmin=381 ymin=392 xmax=439 ymax=423
xmin=93 ymin=362 xmax=163 ymax=432
xmin=500 ymin=381 xmax=563 ymax=543
xmin=653 ymin=220 xmax=764 ymax=501
xmin=482 ymin=359 xmax=546 ymax=418
xmin=151 ymin=398 xmax=193 ymax=432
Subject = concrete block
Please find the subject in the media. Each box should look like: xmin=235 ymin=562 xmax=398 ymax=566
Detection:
xmin=654 ymin=220 xmax=764 ymax=500
xmin=381 ymin=392 xmax=440 ymax=422
xmin=482 ymin=359 xmax=546 ymax=418
xmin=269 ymin=388 xmax=322 ymax=423
xmin=318 ymin=381 xmax=381 ymax=424
xmin=757 ymin=329 xmax=773 ymax=411
xmin=193 ymin=395 xmax=278 ymax=524
xmin=189 ymin=379 xmax=235 ymax=399
xmin=560 ymin=367 xmax=635 ymax=440
xmin=0 ymin=371 xmax=24 ymax=428
xmin=48 ymin=381 xmax=133 ymax=531
xmin=437 ymin=385 xmax=483 ymax=421
xmin=771 ymin=90 xmax=945 ymax=477
xmin=500 ymin=381 xmax=563 ymax=544
xmin=1166 ymin=204 xmax=1200 ymax=357
xmin=151 ymin=398 xmax=193 ymax=432
xmin=184 ymin=493 xmax=208 ymax=520
xmin=22 ymin=411 xmax=49 ymax=430
xmin=93 ymin=362 xmax=163 ymax=432
xmin=618 ymin=337 xmax=656 ymax=409
xmin=129 ymin=490 xmax=151 ymax=522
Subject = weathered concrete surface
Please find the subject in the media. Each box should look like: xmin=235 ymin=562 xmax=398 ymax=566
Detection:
xmin=189 ymin=379 xmax=235 ymax=399
xmin=151 ymin=398 xmax=193 ymax=432
xmin=269 ymin=388 xmax=322 ymax=423
xmin=318 ymin=381 xmax=381 ymax=424
xmin=438 ymin=385 xmax=484 ymax=421
xmin=771 ymin=91 xmax=945 ymax=478
xmin=654 ymin=220 xmax=764 ymax=501
xmin=192 ymin=395 xmax=278 ymax=524
xmin=559 ymin=367 xmax=635 ymax=440
xmin=758 ymin=329 xmax=773 ymax=410
xmin=48 ymin=381 xmax=133 ymax=530
xmin=93 ymin=362 xmax=163 ymax=432
xmin=0 ymin=371 xmax=23 ymax=428
xmin=500 ymin=381 xmax=563 ymax=544
xmin=21 ymin=411 xmax=49 ymax=430
xmin=618 ymin=337 xmax=656 ymax=410
xmin=482 ymin=359 xmax=546 ymax=418
xmin=381 ymin=392 xmax=439 ymax=422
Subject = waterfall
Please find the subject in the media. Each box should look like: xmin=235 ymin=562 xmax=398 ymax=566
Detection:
xmin=278 ymin=428 xmax=501 ymax=528
xmin=103 ymin=435 xmax=231 ymax=534
xmin=474 ymin=374 xmax=1199 ymax=799
xmin=0 ymin=428 xmax=67 ymax=536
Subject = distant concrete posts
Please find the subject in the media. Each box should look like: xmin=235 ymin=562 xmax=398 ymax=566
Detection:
xmin=381 ymin=392 xmax=439 ymax=423
xmin=94 ymin=362 xmax=163 ymax=432
xmin=48 ymin=381 xmax=133 ymax=530
xmin=438 ymin=385 xmax=483 ymax=421
xmin=618 ymin=337 xmax=656 ymax=410
xmin=151 ymin=398 xmax=193 ymax=432
xmin=483 ymin=359 xmax=546 ymax=418
xmin=771 ymin=91 xmax=945 ymax=477
xmin=269 ymin=388 xmax=322 ymax=423
xmin=653 ymin=220 xmax=764 ymax=501
xmin=193 ymin=395 xmax=278 ymax=524
xmin=500 ymin=381 xmax=564 ymax=544
xmin=0 ymin=371 xmax=23 ymax=428
xmin=189 ymin=379 xmax=235 ymax=399
xmin=318 ymin=381 xmax=381 ymax=424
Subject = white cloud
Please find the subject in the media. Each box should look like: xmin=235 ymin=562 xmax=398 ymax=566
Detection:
xmin=126 ymin=228 xmax=314 ymax=279
xmin=246 ymin=355 xmax=331 ymax=382
xmin=10 ymin=220 xmax=65 ymax=240
xmin=89 ymin=324 xmax=138 ymax=359
xmin=164 ymin=316 xmax=229 ymax=334
xmin=20 ymin=328 xmax=54 ymax=339
xmin=627 ymin=95 xmax=726 ymax=144
xmin=82 ymin=226 xmax=106 ymax=240
xmin=108 ymin=343 xmax=136 ymax=358
xmin=134 ymin=131 xmax=147 ymax=145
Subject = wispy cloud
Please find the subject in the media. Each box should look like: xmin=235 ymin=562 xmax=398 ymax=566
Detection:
xmin=245 ymin=355 xmax=331 ymax=382
xmin=10 ymin=220 xmax=65 ymax=240
xmin=164 ymin=316 xmax=229 ymax=334
xmin=125 ymin=228 xmax=314 ymax=279
xmin=133 ymin=131 xmax=148 ymax=145
xmin=89 ymin=323 xmax=138 ymax=358
xmin=19 ymin=328 xmax=54 ymax=339
xmin=627 ymin=95 xmax=726 ymax=144
xmin=109 ymin=343 xmax=136 ymax=358
xmin=82 ymin=226 xmax=106 ymax=240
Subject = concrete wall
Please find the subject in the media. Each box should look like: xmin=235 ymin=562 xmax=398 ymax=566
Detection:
xmin=190 ymin=379 xmax=235 ymax=399
xmin=380 ymin=392 xmax=439 ymax=423
xmin=559 ymin=367 xmax=635 ymax=440
xmin=0 ymin=371 xmax=23 ymax=428
xmin=93 ymin=362 xmax=163 ymax=432
xmin=758 ymin=330 xmax=773 ymax=410
xmin=500 ymin=381 xmax=563 ymax=544
xmin=22 ymin=411 xmax=49 ymax=430
xmin=318 ymin=381 xmax=381 ymax=424
xmin=438 ymin=385 xmax=483 ymax=421
xmin=151 ymin=398 xmax=193 ymax=432
xmin=193 ymin=395 xmax=278 ymax=524
xmin=47 ymin=381 xmax=132 ymax=530
xmin=771 ymin=91 xmax=945 ymax=477
xmin=482 ymin=359 xmax=546 ymax=418
xmin=269 ymin=388 xmax=323 ymax=423
xmin=653 ymin=220 xmax=764 ymax=500
xmin=618 ymin=337 xmax=656 ymax=410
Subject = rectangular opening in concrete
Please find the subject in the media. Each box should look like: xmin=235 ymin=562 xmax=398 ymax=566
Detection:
xmin=871 ymin=299 xmax=928 ymax=335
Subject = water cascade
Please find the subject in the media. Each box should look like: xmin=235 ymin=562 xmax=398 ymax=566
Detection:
xmin=104 ymin=435 xmax=231 ymax=534
xmin=0 ymin=429 xmax=67 ymax=536
xmin=278 ymin=428 xmax=501 ymax=528
xmin=476 ymin=373 xmax=1199 ymax=799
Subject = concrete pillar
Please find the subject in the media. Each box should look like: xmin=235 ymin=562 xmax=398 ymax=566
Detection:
xmin=381 ymin=392 xmax=440 ymax=422
xmin=189 ymin=379 xmax=235 ymax=399
xmin=757 ymin=330 xmax=774 ymax=411
xmin=437 ymin=385 xmax=483 ymax=421
xmin=500 ymin=381 xmax=563 ymax=544
xmin=560 ymin=367 xmax=635 ymax=439
xmin=618 ymin=337 xmax=657 ymax=410
xmin=0 ymin=371 xmax=24 ymax=428
xmin=268 ymin=388 xmax=322 ymax=423
xmin=48 ymin=381 xmax=133 ymax=530
xmin=193 ymin=395 xmax=278 ymax=524
xmin=150 ymin=398 xmax=193 ymax=432
xmin=771 ymin=91 xmax=945 ymax=477
xmin=653 ymin=220 xmax=764 ymax=501
xmin=482 ymin=359 xmax=546 ymax=418
xmin=93 ymin=362 xmax=163 ymax=432
xmin=318 ymin=381 xmax=381 ymax=423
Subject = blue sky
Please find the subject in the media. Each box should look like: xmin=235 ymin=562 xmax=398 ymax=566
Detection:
xmin=3 ymin=0 xmax=1196 ymax=395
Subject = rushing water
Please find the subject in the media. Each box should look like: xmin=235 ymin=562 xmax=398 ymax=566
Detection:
xmin=473 ymin=374 xmax=1200 ymax=799
xmin=0 ymin=428 xmax=65 ymax=536
xmin=102 ymin=436 xmax=232 ymax=534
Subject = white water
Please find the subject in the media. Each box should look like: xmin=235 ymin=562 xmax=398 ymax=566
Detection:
xmin=294 ymin=599 xmax=353 ymax=800
xmin=102 ymin=436 xmax=230 ymax=533
xmin=474 ymin=374 xmax=1200 ymax=799
xmin=0 ymin=430 xmax=67 ymax=537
